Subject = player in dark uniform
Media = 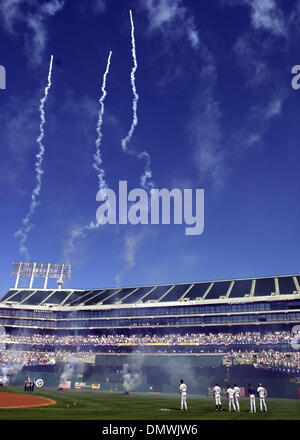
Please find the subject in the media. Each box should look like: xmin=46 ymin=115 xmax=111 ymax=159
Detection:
xmin=248 ymin=383 xmax=256 ymax=413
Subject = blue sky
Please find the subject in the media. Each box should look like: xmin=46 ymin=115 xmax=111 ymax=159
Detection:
xmin=0 ymin=0 xmax=300 ymax=292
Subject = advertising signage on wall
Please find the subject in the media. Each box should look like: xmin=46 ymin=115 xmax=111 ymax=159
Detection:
xmin=74 ymin=382 xmax=101 ymax=390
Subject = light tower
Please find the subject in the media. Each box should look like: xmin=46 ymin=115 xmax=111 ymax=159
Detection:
xmin=11 ymin=262 xmax=71 ymax=289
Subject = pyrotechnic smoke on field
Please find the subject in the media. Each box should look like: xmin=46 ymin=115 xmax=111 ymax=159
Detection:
xmin=0 ymin=351 xmax=27 ymax=385
xmin=59 ymin=355 xmax=77 ymax=385
xmin=58 ymin=354 xmax=87 ymax=386
xmin=122 ymin=355 xmax=144 ymax=392
xmin=15 ymin=54 xmax=54 ymax=261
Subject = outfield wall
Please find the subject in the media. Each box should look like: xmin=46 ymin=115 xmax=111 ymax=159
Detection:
xmin=7 ymin=354 xmax=300 ymax=399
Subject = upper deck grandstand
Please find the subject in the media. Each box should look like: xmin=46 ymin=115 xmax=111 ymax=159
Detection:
xmin=0 ymin=273 xmax=300 ymax=331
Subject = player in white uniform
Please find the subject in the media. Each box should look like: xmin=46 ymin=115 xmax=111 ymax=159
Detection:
xmin=233 ymin=384 xmax=240 ymax=412
xmin=213 ymin=382 xmax=223 ymax=411
xmin=257 ymin=383 xmax=267 ymax=412
xmin=227 ymin=385 xmax=236 ymax=412
xmin=179 ymin=379 xmax=187 ymax=411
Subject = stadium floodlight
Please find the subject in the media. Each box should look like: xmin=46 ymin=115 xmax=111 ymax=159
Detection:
xmin=11 ymin=262 xmax=71 ymax=289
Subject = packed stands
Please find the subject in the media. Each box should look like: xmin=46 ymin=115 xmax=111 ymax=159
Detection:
xmin=0 ymin=349 xmax=94 ymax=367
xmin=0 ymin=330 xmax=298 ymax=347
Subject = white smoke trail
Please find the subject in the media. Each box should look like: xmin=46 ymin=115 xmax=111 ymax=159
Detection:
xmin=64 ymin=52 xmax=112 ymax=262
xmin=115 ymin=11 xmax=155 ymax=285
xmin=15 ymin=54 xmax=54 ymax=260
xmin=122 ymin=10 xmax=154 ymax=192
xmin=115 ymin=230 xmax=141 ymax=286
xmin=121 ymin=10 xmax=138 ymax=154
xmin=94 ymin=50 xmax=112 ymax=192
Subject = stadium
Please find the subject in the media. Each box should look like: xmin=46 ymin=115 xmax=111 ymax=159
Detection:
xmin=0 ymin=264 xmax=300 ymax=420
xmin=1 ymin=0 xmax=300 ymax=426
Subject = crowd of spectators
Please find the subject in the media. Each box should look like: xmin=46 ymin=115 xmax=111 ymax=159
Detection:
xmin=223 ymin=349 xmax=300 ymax=371
xmin=0 ymin=330 xmax=298 ymax=347
xmin=0 ymin=346 xmax=298 ymax=370
xmin=0 ymin=330 xmax=299 ymax=370
xmin=256 ymin=349 xmax=300 ymax=370
xmin=0 ymin=349 xmax=94 ymax=367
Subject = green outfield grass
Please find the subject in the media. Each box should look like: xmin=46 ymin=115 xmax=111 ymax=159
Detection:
xmin=0 ymin=386 xmax=299 ymax=420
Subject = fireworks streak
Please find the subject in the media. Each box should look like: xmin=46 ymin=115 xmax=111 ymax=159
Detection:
xmin=122 ymin=10 xmax=154 ymax=192
xmin=116 ymin=11 xmax=155 ymax=285
xmin=94 ymin=50 xmax=112 ymax=192
xmin=64 ymin=52 xmax=113 ymax=261
xmin=15 ymin=54 xmax=54 ymax=260
xmin=66 ymin=12 xmax=155 ymax=272
xmin=122 ymin=10 xmax=139 ymax=154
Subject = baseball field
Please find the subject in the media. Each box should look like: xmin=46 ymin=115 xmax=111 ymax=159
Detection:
xmin=0 ymin=386 xmax=299 ymax=420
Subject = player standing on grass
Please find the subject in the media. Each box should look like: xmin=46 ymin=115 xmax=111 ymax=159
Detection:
xmin=248 ymin=383 xmax=256 ymax=413
xmin=257 ymin=383 xmax=267 ymax=412
xmin=233 ymin=384 xmax=240 ymax=412
xmin=227 ymin=385 xmax=236 ymax=412
xmin=179 ymin=379 xmax=187 ymax=411
xmin=213 ymin=382 xmax=223 ymax=411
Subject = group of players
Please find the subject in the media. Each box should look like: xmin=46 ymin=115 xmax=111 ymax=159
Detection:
xmin=179 ymin=379 xmax=268 ymax=413
xmin=213 ymin=382 xmax=267 ymax=413
xmin=24 ymin=375 xmax=35 ymax=392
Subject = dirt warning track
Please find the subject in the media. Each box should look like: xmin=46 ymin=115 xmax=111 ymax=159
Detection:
xmin=0 ymin=392 xmax=56 ymax=408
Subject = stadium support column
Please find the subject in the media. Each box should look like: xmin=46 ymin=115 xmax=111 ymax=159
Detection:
xmin=14 ymin=263 xmax=22 ymax=289
xmin=275 ymin=278 xmax=280 ymax=295
xmin=57 ymin=264 xmax=65 ymax=290
xmin=250 ymin=279 xmax=256 ymax=297
xmin=293 ymin=277 xmax=300 ymax=292
xmin=43 ymin=263 xmax=51 ymax=289
xmin=29 ymin=262 xmax=36 ymax=289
